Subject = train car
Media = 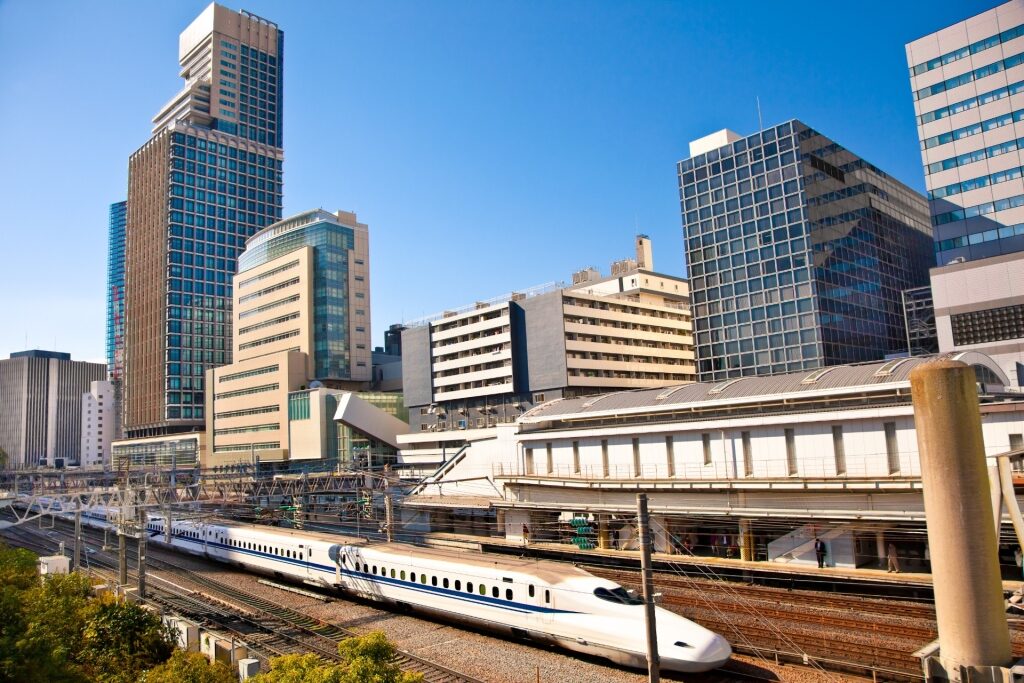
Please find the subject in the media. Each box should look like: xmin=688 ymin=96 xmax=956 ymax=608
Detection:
xmin=65 ymin=507 xmax=730 ymax=673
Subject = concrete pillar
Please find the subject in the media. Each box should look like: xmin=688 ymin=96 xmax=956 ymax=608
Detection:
xmin=910 ymin=360 xmax=1011 ymax=670
xmin=597 ymin=516 xmax=610 ymax=550
xmin=875 ymin=530 xmax=886 ymax=568
xmin=738 ymin=519 xmax=754 ymax=561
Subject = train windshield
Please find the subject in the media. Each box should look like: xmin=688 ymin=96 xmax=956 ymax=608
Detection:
xmin=593 ymin=586 xmax=644 ymax=605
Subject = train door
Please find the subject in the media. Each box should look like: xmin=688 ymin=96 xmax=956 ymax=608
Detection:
xmin=526 ymin=582 xmax=553 ymax=626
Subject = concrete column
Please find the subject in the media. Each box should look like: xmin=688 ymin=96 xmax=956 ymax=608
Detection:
xmin=875 ymin=530 xmax=886 ymax=568
xmin=597 ymin=516 xmax=610 ymax=550
xmin=739 ymin=519 xmax=754 ymax=561
xmin=651 ymin=515 xmax=670 ymax=553
xmin=910 ymin=360 xmax=1011 ymax=669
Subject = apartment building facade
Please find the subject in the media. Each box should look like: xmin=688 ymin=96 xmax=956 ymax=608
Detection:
xmin=80 ymin=381 xmax=115 ymax=469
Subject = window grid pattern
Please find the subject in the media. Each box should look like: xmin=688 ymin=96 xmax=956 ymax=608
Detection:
xmin=951 ymin=304 xmax=1024 ymax=346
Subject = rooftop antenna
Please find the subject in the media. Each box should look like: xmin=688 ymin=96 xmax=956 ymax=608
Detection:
xmin=756 ymin=96 xmax=764 ymax=132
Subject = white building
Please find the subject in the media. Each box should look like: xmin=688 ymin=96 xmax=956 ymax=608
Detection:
xmin=80 ymin=380 xmax=115 ymax=469
xmin=400 ymin=353 xmax=1024 ymax=569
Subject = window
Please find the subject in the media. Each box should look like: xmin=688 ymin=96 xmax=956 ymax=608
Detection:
xmin=702 ymin=433 xmax=712 ymax=465
xmin=455 ymin=580 xmax=461 ymax=590
xmin=593 ymin=587 xmax=644 ymax=605
xmin=467 ymin=582 xmax=474 ymax=593
xmin=443 ymin=578 xmax=449 ymax=588
xmin=742 ymin=431 xmax=753 ymax=477
xmin=390 ymin=569 xmax=396 ymax=578
xmin=479 ymin=584 xmax=487 ymax=596
xmin=951 ymin=304 xmax=1024 ymax=346
xmin=572 ymin=441 xmax=580 ymax=474
xmin=545 ymin=589 xmax=550 ymax=603
xmin=785 ymin=428 xmax=797 ymax=476
xmin=601 ymin=439 xmax=609 ymax=478
xmin=401 ymin=571 xmax=406 ymax=580
xmin=505 ymin=589 xmax=513 ymax=600
xmin=528 ymin=584 xmax=535 ymax=598
xmin=665 ymin=436 xmax=675 ymax=477
xmin=632 ymin=438 xmax=641 ymax=477
xmin=884 ymin=422 xmax=900 ymax=474
xmin=410 ymin=573 xmax=417 ymax=582
xmin=832 ymin=426 xmax=846 ymax=476
xmin=432 ymin=576 xmax=438 ymax=586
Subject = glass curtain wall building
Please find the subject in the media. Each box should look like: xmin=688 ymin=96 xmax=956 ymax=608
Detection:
xmin=678 ymin=120 xmax=934 ymax=381
xmin=106 ymin=201 xmax=127 ymax=380
xmin=124 ymin=4 xmax=284 ymax=437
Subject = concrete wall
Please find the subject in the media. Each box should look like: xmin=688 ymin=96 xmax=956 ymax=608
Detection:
xmin=518 ymin=291 xmax=568 ymax=392
xmin=401 ymin=325 xmax=433 ymax=410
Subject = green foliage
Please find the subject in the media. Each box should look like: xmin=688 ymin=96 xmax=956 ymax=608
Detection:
xmin=248 ymin=632 xmax=423 ymax=683
xmin=141 ymin=650 xmax=236 ymax=683
xmin=79 ymin=600 xmax=177 ymax=683
xmin=0 ymin=544 xmax=39 ymax=592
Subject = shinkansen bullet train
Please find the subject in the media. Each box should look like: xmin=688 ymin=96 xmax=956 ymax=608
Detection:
xmin=26 ymin=500 xmax=731 ymax=673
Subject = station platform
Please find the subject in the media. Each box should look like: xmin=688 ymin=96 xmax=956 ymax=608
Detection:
xmin=422 ymin=532 xmax=1024 ymax=600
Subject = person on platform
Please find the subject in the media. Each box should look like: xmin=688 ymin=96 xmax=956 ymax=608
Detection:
xmin=887 ymin=542 xmax=901 ymax=573
xmin=522 ymin=523 xmax=530 ymax=546
xmin=814 ymin=537 xmax=827 ymax=568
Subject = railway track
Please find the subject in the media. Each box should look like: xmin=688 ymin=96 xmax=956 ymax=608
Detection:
xmin=2 ymin=523 xmax=483 ymax=683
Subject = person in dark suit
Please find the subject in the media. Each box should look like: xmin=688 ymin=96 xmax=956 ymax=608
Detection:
xmin=814 ymin=537 xmax=827 ymax=568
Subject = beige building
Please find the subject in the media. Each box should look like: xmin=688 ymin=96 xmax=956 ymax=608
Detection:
xmin=80 ymin=381 xmax=115 ymax=469
xmin=400 ymin=236 xmax=695 ymax=444
xmin=205 ymin=209 xmax=372 ymax=467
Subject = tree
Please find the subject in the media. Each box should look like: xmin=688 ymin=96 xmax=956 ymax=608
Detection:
xmin=248 ymin=632 xmax=422 ymax=683
xmin=142 ymin=650 xmax=236 ymax=683
xmin=0 ymin=544 xmax=39 ymax=592
xmin=79 ymin=599 xmax=177 ymax=683
xmin=337 ymin=632 xmax=422 ymax=683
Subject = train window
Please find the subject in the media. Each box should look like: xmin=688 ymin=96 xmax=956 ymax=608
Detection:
xmin=455 ymin=580 xmax=461 ymax=590
xmin=467 ymin=582 xmax=473 ymax=593
xmin=593 ymin=587 xmax=642 ymax=605
xmin=431 ymin=576 xmax=437 ymax=586
xmin=411 ymin=572 xmax=416 ymax=582
xmin=390 ymin=569 xmax=396 ymax=578
xmin=421 ymin=575 xmax=428 ymax=585
xmin=373 ymin=565 xmax=378 ymax=574
xmin=479 ymin=585 xmax=487 ymax=596
xmin=545 ymin=590 xmax=550 ymax=603
xmin=505 ymin=589 xmax=513 ymax=600
xmin=492 ymin=587 xmax=499 ymax=598
xmin=401 ymin=571 xmax=406 ymax=580
xmin=443 ymin=578 xmax=449 ymax=588
xmin=528 ymin=585 xmax=535 ymax=598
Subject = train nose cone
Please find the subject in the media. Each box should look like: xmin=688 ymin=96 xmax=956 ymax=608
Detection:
xmin=699 ymin=633 xmax=732 ymax=667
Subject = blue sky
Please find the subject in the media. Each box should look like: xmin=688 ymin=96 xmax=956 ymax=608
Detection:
xmin=0 ymin=0 xmax=992 ymax=362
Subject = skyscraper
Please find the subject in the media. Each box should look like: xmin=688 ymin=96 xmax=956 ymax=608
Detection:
xmin=124 ymin=4 xmax=284 ymax=437
xmin=906 ymin=0 xmax=1024 ymax=386
xmin=677 ymin=121 xmax=934 ymax=382
xmin=106 ymin=200 xmax=126 ymax=440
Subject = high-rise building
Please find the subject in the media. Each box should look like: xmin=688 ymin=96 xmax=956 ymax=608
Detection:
xmin=205 ymin=209 xmax=372 ymax=465
xmin=906 ymin=0 xmax=1024 ymax=386
xmin=677 ymin=121 xmax=934 ymax=382
xmin=124 ymin=3 xmax=284 ymax=438
xmin=80 ymin=381 xmax=115 ymax=469
xmin=106 ymin=200 xmax=127 ymax=440
xmin=0 ymin=351 xmax=105 ymax=468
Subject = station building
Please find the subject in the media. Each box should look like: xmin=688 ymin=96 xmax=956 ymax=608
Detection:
xmin=399 ymin=353 xmax=1024 ymax=569
xmin=399 ymin=236 xmax=696 ymax=475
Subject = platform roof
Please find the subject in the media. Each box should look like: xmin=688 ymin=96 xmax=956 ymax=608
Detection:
xmin=519 ymin=352 xmax=1012 ymax=424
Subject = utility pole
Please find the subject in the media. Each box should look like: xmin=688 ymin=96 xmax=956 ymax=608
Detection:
xmin=637 ymin=493 xmax=660 ymax=683
xmin=118 ymin=527 xmax=128 ymax=587
xmin=384 ymin=488 xmax=394 ymax=542
xmin=73 ymin=505 xmax=82 ymax=572
xmin=138 ymin=524 xmax=147 ymax=600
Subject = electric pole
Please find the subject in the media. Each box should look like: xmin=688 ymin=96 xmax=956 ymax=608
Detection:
xmin=73 ymin=505 xmax=82 ymax=572
xmin=118 ymin=527 xmax=128 ymax=587
xmin=384 ymin=488 xmax=394 ymax=542
xmin=637 ymin=493 xmax=660 ymax=683
xmin=138 ymin=523 xmax=147 ymax=600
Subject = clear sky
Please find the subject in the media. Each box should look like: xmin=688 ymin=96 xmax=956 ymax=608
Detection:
xmin=0 ymin=0 xmax=993 ymax=363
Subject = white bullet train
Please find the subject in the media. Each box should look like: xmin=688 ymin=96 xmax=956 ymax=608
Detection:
xmin=29 ymin=501 xmax=731 ymax=673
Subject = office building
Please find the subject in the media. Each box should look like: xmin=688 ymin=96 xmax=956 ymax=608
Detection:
xmin=400 ymin=236 xmax=695 ymax=442
xmin=106 ymin=200 xmax=126 ymax=439
xmin=906 ymin=1 xmax=1024 ymax=386
xmin=0 ymin=351 xmax=105 ymax=468
xmin=80 ymin=381 xmax=115 ymax=469
xmin=205 ymin=209 xmax=374 ymax=466
xmin=678 ymin=122 xmax=934 ymax=382
xmin=124 ymin=3 xmax=284 ymax=438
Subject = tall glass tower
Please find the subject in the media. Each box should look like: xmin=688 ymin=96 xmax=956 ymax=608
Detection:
xmin=106 ymin=201 xmax=127 ymax=380
xmin=678 ymin=120 xmax=934 ymax=382
xmin=124 ymin=3 xmax=284 ymax=437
